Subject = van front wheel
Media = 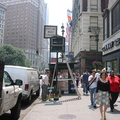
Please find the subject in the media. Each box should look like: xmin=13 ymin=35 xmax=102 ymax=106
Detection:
xmin=11 ymin=95 xmax=22 ymax=120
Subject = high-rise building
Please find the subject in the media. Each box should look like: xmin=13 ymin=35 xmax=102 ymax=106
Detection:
xmin=71 ymin=0 xmax=109 ymax=74
xmin=0 ymin=0 xmax=46 ymax=70
xmin=0 ymin=3 xmax=6 ymax=46
xmin=102 ymin=0 xmax=120 ymax=73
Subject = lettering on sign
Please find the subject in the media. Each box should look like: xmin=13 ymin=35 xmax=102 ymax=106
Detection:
xmin=44 ymin=25 xmax=57 ymax=38
xmin=102 ymin=38 xmax=120 ymax=52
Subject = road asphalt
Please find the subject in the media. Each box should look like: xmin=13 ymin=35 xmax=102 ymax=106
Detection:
xmin=22 ymin=87 xmax=120 ymax=120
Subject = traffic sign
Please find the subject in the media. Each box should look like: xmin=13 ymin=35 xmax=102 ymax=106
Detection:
xmin=44 ymin=25 xmax=57 ymax=38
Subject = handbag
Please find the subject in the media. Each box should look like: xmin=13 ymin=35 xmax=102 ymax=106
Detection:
xmin=87 ymin=77 xmax=96 ymax=91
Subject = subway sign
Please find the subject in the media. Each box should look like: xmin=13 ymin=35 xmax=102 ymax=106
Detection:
xmin=102 ymin=38 xmax=120 ymax=52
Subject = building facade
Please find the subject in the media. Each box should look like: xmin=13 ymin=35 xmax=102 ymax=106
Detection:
xmin=0 ymin=3 xmax=6 ymax=46
xmin=102 ymin=0 xmax=120 ymax=73
xmin=0 ymin=0 xmax=47 ymax=70
xmin=71 ymin=0 xmax=108 ymax=74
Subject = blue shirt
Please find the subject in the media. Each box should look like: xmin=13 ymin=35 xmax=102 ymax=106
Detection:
xmin=83 ymin=73 xmax=89 ymax=84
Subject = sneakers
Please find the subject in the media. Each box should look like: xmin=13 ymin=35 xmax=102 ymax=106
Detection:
xmin=83 ymin=92 xmax=86 ymax=95
xmin=93 ymin=105 xmax=97 ymax=108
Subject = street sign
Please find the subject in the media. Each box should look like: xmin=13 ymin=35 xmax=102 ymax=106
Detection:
xmin=65 ymin=55 xmax=73 ymax=58
xmin=44 ymin=25 xmax=57 ymax=38
xmin=50 ymin=36 xmax=65 ymax=52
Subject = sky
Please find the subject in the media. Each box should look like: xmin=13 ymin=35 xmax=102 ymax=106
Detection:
xmin=44 ymin=0 xmax=72 ymax=36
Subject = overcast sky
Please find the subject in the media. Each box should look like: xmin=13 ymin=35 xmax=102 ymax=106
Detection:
xmin=44 ymin=0 xmax=72 ymax=35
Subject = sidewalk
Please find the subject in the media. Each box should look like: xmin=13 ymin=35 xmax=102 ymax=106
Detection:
xmin=23 ymin=88 xmax=120 ymax=120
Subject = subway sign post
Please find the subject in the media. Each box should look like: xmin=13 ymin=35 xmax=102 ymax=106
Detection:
xmin=50 ymin=36 xmax=65 ymax=52
xmin=50 ymin=36 xmax=65 ymax=101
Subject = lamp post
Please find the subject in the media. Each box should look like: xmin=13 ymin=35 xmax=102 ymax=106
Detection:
xmin=88 ymin=26 xmax=100 ymax=62
xmin=61 ymin=23 xmax=65 ymax=62
xmin=61 ymin=23 xmax=65 ymax=37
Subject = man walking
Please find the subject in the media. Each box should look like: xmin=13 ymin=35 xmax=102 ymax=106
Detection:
xmin=42 ymin=71 xmax=50 ymax=101
xmin=82 ymin=69 xmax=90 ymax=95
xmin=88 ymin=70 xmax=97 ymax=108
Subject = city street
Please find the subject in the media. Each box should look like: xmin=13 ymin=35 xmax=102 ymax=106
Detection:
xmin=0 ymin=86 xmax=120 ymax=120
xmin=22 ymin=87 xmax=120 ymax=120
xmin=0 ymin=94 xmax=39 ymax=120
xmin=0 ymin=0 xmax=119 ymax=120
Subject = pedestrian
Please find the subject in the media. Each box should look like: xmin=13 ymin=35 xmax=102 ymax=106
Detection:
xmin=82 ymin=69 xmax=90 ymax=95
xmin=96 ymin=71 xmax=111 ymax=120
xmin=88 ymin=70 xmax=98 ymax=108
xmin=73 ymin=72 xmax=76 ymax=79
xmin=42 ymin=71 xmax=50 ymax=101
xmin=80 ymin=73 xmax=84 ymax=88
xmin=57 ymin=72 xmax=63 ymax=97
xmin=76 ymin=72 xmax=80 ymax=88
xmin=107 ymin=70 xmax=120 ymax=112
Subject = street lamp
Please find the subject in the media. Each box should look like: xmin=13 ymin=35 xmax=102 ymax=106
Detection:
xmin=88 ymin=26 xmax=101 ymax=62
xmin=61 ymin=23 xmax=65 ymax=62
xmin=61 ymin=23 xmax=65 ymax=37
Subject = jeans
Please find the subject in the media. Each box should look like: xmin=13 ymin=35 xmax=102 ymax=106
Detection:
xmin=42 ymin=84 xmax=48 ymax=100
xmin=89 ymin=87 xmax=97 ymax=106
xmin=83 ymin=83 xmax=89 ymax=94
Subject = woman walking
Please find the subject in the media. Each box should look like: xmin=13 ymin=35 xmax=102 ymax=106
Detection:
xmin=96 ymin=71 xmax=111 ymax=120
xmin=107 ymin=70 xmax=120 ymax=112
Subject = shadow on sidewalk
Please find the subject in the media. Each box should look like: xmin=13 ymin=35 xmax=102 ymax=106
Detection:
xmin=35 ymin=97 xmax=80 ymax=106
xmin=107 ymin=109 xmax=120 ymax=114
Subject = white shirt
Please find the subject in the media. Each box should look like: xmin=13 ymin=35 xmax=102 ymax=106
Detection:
xmin=42 ymin=75 xmax=49 ymax=85
xmin=57 ymin=75 xmax=63 ymax=81
xmin=88 ymin=75 xmax=98 ymax=88
xmin=95 ymin=72 xmax=100 ymax=79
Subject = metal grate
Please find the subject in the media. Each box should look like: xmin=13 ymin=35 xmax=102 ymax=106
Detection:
xmin=58 ymin=114 xmax=76 ymax=119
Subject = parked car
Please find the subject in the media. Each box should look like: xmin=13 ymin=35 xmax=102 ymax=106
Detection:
xmin=0 ymin=70 xmax=22 ymax=120
xmin=5 ymin=65 xmax=40 ymax=104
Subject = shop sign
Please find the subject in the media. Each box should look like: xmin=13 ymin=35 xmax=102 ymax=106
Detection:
xmin=102 ymin=38 xmax=120 ymax=52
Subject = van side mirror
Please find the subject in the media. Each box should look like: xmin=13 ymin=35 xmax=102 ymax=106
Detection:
xmin=15 ymin=79 xmax=23 ymax=86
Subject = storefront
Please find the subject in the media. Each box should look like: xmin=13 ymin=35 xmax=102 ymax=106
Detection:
xmin=102 ymin=37 xmax=120 ymax=73
xmin=103 ymin=50 xmax=120 ymax=73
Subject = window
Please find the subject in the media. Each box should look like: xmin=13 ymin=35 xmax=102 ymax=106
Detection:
xmin=90 ymin=35 xmax=96 ymax=51
xmin=4 ymin=72 xmax=13 ymax=86
xmin=90 ymin=16 xmax=98 ymax=27
xmin=104 ymin=18 xmax=107 ymax=39
xmin=82 ymin=0 xmax=87 ymax=11
xmin=112 ymin=1 xmax=120 ymax=34
xmin=106 ymin=60 xmax=117 ymax=73
xmin=103 ymin=9 xmax=109 ymax=40
xmin=90 ymin=0 xmax=98 ymax=12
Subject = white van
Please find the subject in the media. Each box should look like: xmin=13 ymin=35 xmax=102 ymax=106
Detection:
xmin=4 ymin=65 xmax=40 ymax=104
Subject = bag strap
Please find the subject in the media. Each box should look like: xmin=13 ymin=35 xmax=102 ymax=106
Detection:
xmin=88 ymin=77 xmax=96 ymax=87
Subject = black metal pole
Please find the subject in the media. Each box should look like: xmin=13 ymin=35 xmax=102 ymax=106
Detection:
xmin=95 ymin=34 xmax=99 ymax=70
xmin=96 ymin=34 xmax=99 ymax=62
xmin=55 ymin=52 xmax=58 ymax=96
xmin=61 ymin=23 xmax=64 ymax=63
